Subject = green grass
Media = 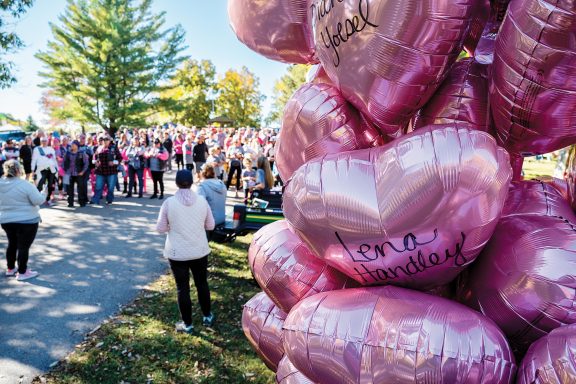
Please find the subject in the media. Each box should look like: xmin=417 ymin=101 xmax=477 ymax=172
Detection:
xmin=35 ymin=235 xmax=275 ymax=384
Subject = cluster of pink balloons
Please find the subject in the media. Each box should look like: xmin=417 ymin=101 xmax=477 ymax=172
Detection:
xmin=229 ymin=0 xmax=576 ymax=382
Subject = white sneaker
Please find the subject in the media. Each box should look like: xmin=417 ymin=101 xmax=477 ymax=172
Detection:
xmin=5 ymin=268 xmax=17 ymax=277
xmin=17 ymin=270 xmax=39 ymax=281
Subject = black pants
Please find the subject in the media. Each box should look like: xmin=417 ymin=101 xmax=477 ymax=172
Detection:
xmin=67 ymin=175 xmax=86 ymax=206
xmin=151 ymin=170 xmax=164 ymax=196
xmin=169 ymin=256 xmax=211 ymax=325
xmin=78 ymin=173 xmax=89 ymax=206
xmin=2 ymin=223 xmax=39 ymax=274
xmin=175 ymin=154 xmax=184 ymax=170
xmin=226 ymin=163 xmax=242 ymax=190
xmin=37 ymin=170 xmax=55 ymax=201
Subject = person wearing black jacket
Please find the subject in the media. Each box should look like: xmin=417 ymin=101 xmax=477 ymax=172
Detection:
xmin=63 ymin=140 xmax=89 ymax=207
xmin=192 ymin=135 xmax=209 ymax=180
xmin=19 ymin=136 xmax=33 ymax=181
xmin=163 ymin=131 xmax=173 ymax=172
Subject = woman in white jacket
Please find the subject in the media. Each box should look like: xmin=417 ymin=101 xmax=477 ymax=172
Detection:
xmin=0 ymin=160 xmax=46 ymax=281
xmin=31 ymin=136 xmax=58 ymax=206
xmin=156 ymin=169 xmax=215 ymax=333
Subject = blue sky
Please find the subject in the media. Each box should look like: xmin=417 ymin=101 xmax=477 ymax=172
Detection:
xmin=0 ymin=0 xmax=288 ymax=124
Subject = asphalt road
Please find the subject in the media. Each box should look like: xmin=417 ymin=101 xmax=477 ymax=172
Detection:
xmin=0 ymin=174 xmax=180 ymax=384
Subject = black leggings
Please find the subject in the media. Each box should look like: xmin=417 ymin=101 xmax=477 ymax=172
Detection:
xmin=175 ymin=154 xmax=184 ymax=170
xmin=151 ymin=170 xmax=164 ymax=195
xmin=226 ymin=163 xmax=242 ymax=190
xmin=37 ymin=170 xmax=55 ymax=201
xmin=169 ymin=256 xmax=211 ymax=325
xmin=2 ymin=222 xmax=39 ymax=274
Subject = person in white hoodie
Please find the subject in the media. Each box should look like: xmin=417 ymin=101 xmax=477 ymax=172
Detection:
xmin=156 ymin=170 xmax=215 ymax=333
xmin=31 ymin=136 xmax=58 ymax=206
xmin=0 ymin=160 xmax=46 ymax=281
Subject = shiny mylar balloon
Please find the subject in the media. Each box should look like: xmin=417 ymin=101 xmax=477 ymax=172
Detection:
xmin=276 ymin=355 xmax=315 ymax=384
xmin=242 ymin=292 xmax=286 ymax=371
xmin=459 ymin=181 xmax=576 ymax=354
xmin=283 ymin=286 xmax=516 ymax=384
xmin=490 ymin=0 xmax=576 ymax=155
xmin=248 ymin=220 xmax=357 ymax=314
xmin=276 ymin=82 xmax=384 ymax=182
xmin=283 ymin=125 xmax=512 ymax=289
xmin=517 ymin=324 xmax=576 ymax=384
xmin=474 ymin=0 xmax=511 ymax=64
xmin=413 ymin=58 xmax=491 ymax=133
xmin=463 ymin=0 xmax=490 ymax=55
xmin=228 ymin=0 xmax=316 ymax=64
xmin=566 ymin=146 xmax=576 ymax=211
xmin=310 ymin=0 xmax=482 ymax=136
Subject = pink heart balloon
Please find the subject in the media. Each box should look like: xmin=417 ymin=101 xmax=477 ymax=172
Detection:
xmin=283 ymin=286 xmax=516 ymax=384
xmin=458 ymin=181 xmax=576 ymax=354
xmin=413 ymin=58 xmax=492 ymax=134
xmin=310 ymin=0 xmax=483 ymax=136
xmin=490 ymin=0 xmax=576 ymax=155
xmin=283 ymin=125 xmax=512 ymax=290
xmin=277 ymin=81 xmax=384 ymax=182
xmin=517 ymin=324 xmax=576 ymax=384
xmin=248 ymin=220 xmax=358 ymax=314
xmin=474 ymin=0 xmax=511 ymax=64
xmin=228 ymin=0 xmax=316 ymax=64
xmin=276 ymin=355 xmax=315 ymax=384
xmin=242 ymin=292 xmax=287 ymax=372
xmin=463 ymin=0 xmax=491 ymax=55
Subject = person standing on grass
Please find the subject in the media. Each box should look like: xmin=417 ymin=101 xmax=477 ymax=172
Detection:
xmin=156 ymin=170 xmax=215 ymax=333
xmin=0 ymin=160 xmax=46 ymax=281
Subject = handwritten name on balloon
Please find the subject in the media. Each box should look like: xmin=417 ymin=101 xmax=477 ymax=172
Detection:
xmin=335 ymin=230 xmax=468 ymax=284
xmin=311 ymin=0 xmax=378 ymax=67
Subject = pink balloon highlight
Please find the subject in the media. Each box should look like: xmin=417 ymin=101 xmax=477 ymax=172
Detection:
xmin=459 ymin=181 xmax=576 ymax=354
xmin=490 ymin=0 xmax=576 ymax=155
xmin=277 ymin=81 xmax=384 ymax=182
xmin=242 ymin=292 xmax=287 ymax=372
xmin=517 ymin=324 xmax=576 ymax=384
xmin=283 ymin=125 xmax=511 ymax=290
xmin=413 ymin=58 xmax=491 ymax=133
xmin=283 ymin=286 xmax=516 ymax=384
xmin=248 ymin=220 xmax=358 ymax=314
xmin=228 ymin=0 xmax=316 ymax=64
xmin=311 ymin=0 xmax=482 ymax=136
xmin=276 ymin=355 xmax=315 ymax=384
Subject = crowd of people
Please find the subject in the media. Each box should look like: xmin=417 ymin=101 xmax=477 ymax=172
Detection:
xmin=0 ymin=125 xmax=279 ymax=292
xmin=0 ymin=125 xmax=281 ymax=210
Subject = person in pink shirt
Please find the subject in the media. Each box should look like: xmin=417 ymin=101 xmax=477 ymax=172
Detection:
xmin=173 ymin=133 xmax=185 ymax=171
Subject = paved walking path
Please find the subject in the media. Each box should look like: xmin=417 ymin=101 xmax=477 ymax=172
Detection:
xmin=0 ymin=173 xmax=191 ymax=384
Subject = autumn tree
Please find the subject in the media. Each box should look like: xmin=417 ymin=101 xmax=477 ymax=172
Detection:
xmin=267 ymin=64 xmax=309 ymax=125
xmin=159 ymin=59 xmax=216 ymax=127
xmin=36 ymin=0 xmax=187 ymax=136
xmin=0 ymin=0 xmax=34 ymax=88
xmin=215 ymin=67 xmax=263 ymax=127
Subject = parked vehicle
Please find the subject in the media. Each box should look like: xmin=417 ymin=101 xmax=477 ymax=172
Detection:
xmin=0 ymin=126 xmax=26 ymax=144
xmin=211 ymin=190 xmax=284 ymax=243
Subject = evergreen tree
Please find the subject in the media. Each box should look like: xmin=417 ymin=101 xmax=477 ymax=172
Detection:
xmin=267 ymin=64 xmax=309 ymax=125
xmin=215 ymin=67 xmax=263 ymax=128
xmin=158 ymin=59 xmax=216 ymax=127
xmin=0 ymin=0 xmax=34 ymax=88
xmin=36 ymin=0 xmax=187 ymax=135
